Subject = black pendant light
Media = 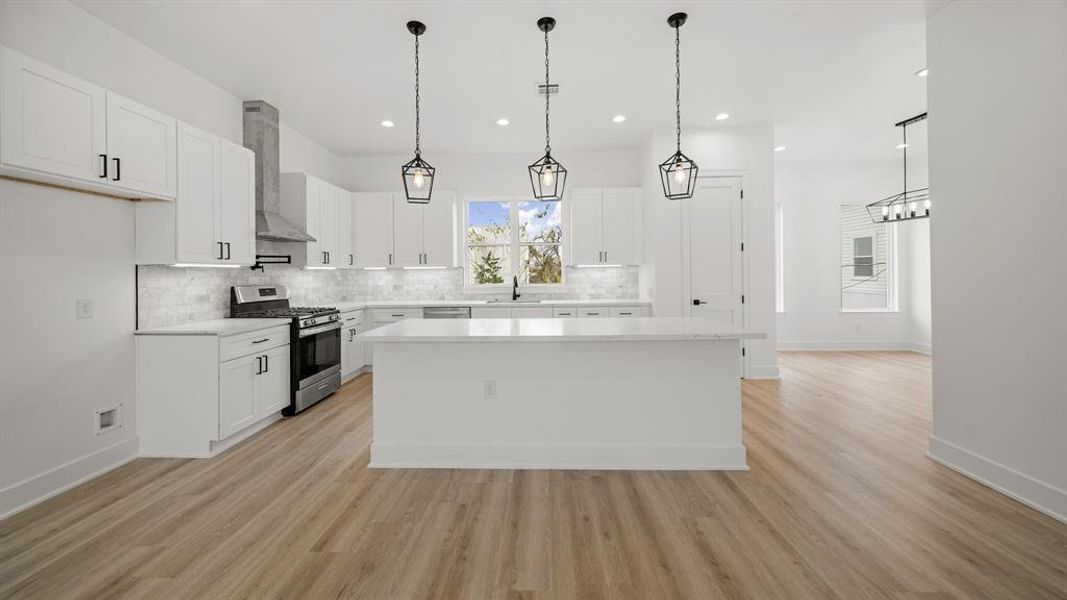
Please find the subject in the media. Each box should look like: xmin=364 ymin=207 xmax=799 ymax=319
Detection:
xmin=866 ymin=112 xmax=930 ymax=223
xmin=659 ymin=12 xmax=698 ymax=200
xmin=402 ymin=20 xmax=434 ymax=204
xmin=528 ymin=16 xmax=567 ymax=201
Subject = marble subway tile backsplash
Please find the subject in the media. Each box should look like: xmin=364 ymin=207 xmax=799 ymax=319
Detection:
xmin=137 ymin=265 xmax=638 ymax=329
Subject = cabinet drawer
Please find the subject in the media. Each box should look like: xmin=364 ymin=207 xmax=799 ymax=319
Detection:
xmin=371 ymin=308 xmax=420 ymax=323
xmin=512 ymin=307 xmax=553 ymax=318
xmin=578 ymin=307 xmax=609 ymax=318
xmin=610 ymin=306 xmax=650 ymax=318
xmin=341 ymin=310 xmax=364 ymax=326
xmin=552 ymin=307 xmax=577 ymax=318
xmin=471 ymin=307 xmax=512 ymax=318
xmin=220 ymin=325 xmax=290 ymax=362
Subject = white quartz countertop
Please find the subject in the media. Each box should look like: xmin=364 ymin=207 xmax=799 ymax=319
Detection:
xmin=135 ymin=318 xmax=290 ymax=337
xmin=334 ymin=299 xmax=650 ymax=313
xmin=359 ymin=317 xmax=765 ymax=342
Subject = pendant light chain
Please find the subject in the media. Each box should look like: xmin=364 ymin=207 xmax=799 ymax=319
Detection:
xmin=902 ymin=122 xmax=907 ymax=193
xmin=544 ymin=27 xmax=551 ymax=155
xmin=414 ymin=32 xmax=421 ymax=157
xmin=675 ymin=24 xmax=681 ymax=153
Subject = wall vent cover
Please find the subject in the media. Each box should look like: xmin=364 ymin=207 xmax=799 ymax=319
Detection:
xmin=96 ymin=405 xmax=121 ymax=435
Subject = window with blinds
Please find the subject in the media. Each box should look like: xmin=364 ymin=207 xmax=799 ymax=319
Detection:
xmin=840 ymin=205 xmax=896 ymax=311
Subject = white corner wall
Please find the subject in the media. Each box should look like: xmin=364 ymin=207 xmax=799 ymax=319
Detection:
xmin=640 ymin=128 xmax=778 ymax=378
xmin=775 ymin=160 xmax=931 ymax=352
xmin=926 ymin=1 xmax=1067 ymax=522
xmin=0 ymin=0 xmax=343 ymax=517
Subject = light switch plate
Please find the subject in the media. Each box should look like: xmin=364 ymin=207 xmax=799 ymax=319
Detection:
xmin=483 ymin=380 xmax=497 ymax=400
xmin=76 ymin=298 xmax=93 ymax=319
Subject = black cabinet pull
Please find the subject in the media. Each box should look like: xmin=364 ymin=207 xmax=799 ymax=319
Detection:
xmin=112 ymin=157 xmax=120 ymax=182
xmin=349 ymin=254 xmax=353 ymax=266
xmin=217 ymin=242 xmax=224 ymax=259
xmin=251 ymin=338 xmax=270 ymax=344
xmin=256 ymin=356 xmax=263 ymax=375
xmin=692 ymin=299 xmax=706 ymax=306
xmin=326 ymin=251 xmax=330 ymax=264
xmin=99 ymin=154 xmax=108 ymax=178
xmin=224 ymin=242 xmax=231 ymax=260
xmin=263 ymin=354 xmax=269 ymax=373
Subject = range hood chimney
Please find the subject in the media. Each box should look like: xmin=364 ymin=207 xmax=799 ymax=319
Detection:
xmin=243 ymin=100 xmax=315 ymax=242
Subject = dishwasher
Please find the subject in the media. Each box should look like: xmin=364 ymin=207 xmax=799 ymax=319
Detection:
xmin=422 ymin=306 xmax=471 ymax=319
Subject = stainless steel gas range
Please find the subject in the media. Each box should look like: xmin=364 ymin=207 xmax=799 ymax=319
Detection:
xmin=230 ymin=285 xmax=341 ymax=414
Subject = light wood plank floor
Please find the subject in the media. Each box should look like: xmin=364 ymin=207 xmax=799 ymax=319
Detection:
xmin=2 ymin=352 xmax=1065 ymax=599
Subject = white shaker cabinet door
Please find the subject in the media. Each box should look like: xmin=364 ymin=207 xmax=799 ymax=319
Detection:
xmin=568 ymin=188 xmax=603 ymax=265
xmin=421 ymin=190 xmax=456 ymax=267
xmin=318 ymin=183 xmax=341 ymax=266
xmin=219 ymin=355 xmax=257 ymax=439
xmin=175 ymin=123 xmax=219 ymax=263
xmin=601 ymin=187 xmax=635 ymax=265
xmin=354 ymin=192 xmax=395 ymax=268
xmin=337 ymin=190 xmax=355 ymax=268
xmin=218 ymin=139 xmax=255 ymax=265
xmin=255 ymin=345 xmax=290 ymax=417
xmin=0 ymin=47 xmax=107 ymax=183
xmin=392 ymin=192 xmax=424 ymax=267
xmin=104 ymin=91 xmax=176 ymax=198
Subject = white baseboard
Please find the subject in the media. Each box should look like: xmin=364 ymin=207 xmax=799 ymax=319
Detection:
xmin=748 ymin=364 xmax=781 ymax=379
xmin=928 ymin=435 xmax=1067 ymax=524
xmin=370 ymin=442 xmax=748 ymax=471
xmin=778 ymin=340 xmax=931 ymax=354
xmin=0 ymin=437 xmax=139 ymax=520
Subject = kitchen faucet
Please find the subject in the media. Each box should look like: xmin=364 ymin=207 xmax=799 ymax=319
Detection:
xmin=512 ymin=276 xmax=521 ymax=301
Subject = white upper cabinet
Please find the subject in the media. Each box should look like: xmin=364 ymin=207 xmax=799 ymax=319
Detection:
xmin=337 ymin=189 xmax=355 ymax=268
xmin=567 ymin=187 xmax=640 ymax=266
xmin=136 ymin=123 xmax=254 ymax=265
xmin=0 ymin=46 xmax=177 ymax=200
xmin=280 ymin=173 xmax=346 ymax=267
xmin=217 ymin=138 xmax=255 ymax=265
xmin=354 ymin=192 xmax=396 ymax=268
xmin=392 ymin=194 xmax=424 ymax=267
xmin=104 ymin=91 xmax=176 ymax=198
xmin=421 ymin=191 xmax=456 ymax=267
xmin=0 ymin=46 xmax=107 ymax=183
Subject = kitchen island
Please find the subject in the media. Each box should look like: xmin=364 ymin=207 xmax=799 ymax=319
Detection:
xmin=360 ymin=317 xmax=764 ymax=470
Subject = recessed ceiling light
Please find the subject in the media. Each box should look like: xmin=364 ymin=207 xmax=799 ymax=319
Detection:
xmin=897 ymin=143 xmax=910 ymax=149
xmin=715 ymin=112 xmax=730 ymax=121
xmin=381 ymin=120 xmax=395 ymax=128
xmin=774 ymin=145 xmax=787 ymax=152
xmin=612 ymin=114 xmax=626 ymax=123
xmin=915 ymin=68 xmax=929 ymax=77
xmin=496 ymin=118 xmax=509 ymax=126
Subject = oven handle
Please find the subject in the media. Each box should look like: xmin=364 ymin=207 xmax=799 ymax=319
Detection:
xmin=299 ymin=321 xmax=342 ymax=338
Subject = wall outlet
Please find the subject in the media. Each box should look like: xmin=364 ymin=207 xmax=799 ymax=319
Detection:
xmin=76 ymin=298 xmax=93 ymax=319
xmin=483 ymin=380 xmax=497 ymax=400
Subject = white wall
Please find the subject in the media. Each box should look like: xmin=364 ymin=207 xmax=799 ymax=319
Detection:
xmin=775 ymin=159 xmax=931 ymax=352
xmin=926 ymin=1 xmax=1067 ymax=522
xmin=0 ymin=0 xmax=343 ymax=517
xmin=640 ymin=127 xmax=778 ymax=378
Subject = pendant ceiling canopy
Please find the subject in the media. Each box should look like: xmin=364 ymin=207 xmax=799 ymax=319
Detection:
xmin=402 ymin=20 xmax=435 ymax=204
xmin=528 ymin=16 xmax=567 ymax=201
xmin=866 ymin=112 xmax=930 ymax=223
xmin=659 ymin=12 xmax=698 ymax=200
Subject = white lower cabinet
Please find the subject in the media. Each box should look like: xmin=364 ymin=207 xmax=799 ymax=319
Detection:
xmin=341 ymin=309 xmax=366 ymax=379
xmin=512 ymin=307 xmax=553 ymax=318
xmin=137 ymin=324 xmax=290 ymax=457
xmin=610 ymin=306 xmax=650 ymax=317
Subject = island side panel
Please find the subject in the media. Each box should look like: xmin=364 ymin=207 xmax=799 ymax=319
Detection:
xmin=370 ymin=339 xmax=746 ymax=470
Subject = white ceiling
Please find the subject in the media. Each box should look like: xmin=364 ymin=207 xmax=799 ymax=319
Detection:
xmin=73 ymin=0 xmax=936 ymax=162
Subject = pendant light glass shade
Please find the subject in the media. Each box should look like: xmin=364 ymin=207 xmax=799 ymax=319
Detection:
xmin=528 ymin=17 xmax=566 ymax=201
xmin=402 ymin=20 xmax=434 ymax=204
xmin=659 ymin=12 xmax=698 ymax=200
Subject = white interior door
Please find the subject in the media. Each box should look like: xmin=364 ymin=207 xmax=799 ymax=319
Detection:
xmin=601 ymin=187 xmax=634 ymax=265
xmin=686 ymin=178 xmax=744 ymax=327
xmin=392 ymin=193 xmax=424 ymax=267
xmin=0 ymin=48 xmax=107 ymax=182
xmin=105 ymin=91 xmax=176 ymax=197
xmin=354 ymin=192 xmax=395 ymax=268
xmin=218 ymin=140 xmax=254 ymax=264
xmin=568 ymin=188 xmax=603 ymax=265
xmin=421 ymin=190 xmax=455 ymax=267
xmin=175 ymin=123 xmax=219 ymax=263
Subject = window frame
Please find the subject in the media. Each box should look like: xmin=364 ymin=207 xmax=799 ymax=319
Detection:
xmin=463 ymin=196 xmax=566 ymax=293
xmin=839 ymin=204 xmax=899 ymax=313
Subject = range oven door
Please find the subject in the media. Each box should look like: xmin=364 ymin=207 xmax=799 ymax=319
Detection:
xmin=295 ymin=321 xmax=341 ymax=389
